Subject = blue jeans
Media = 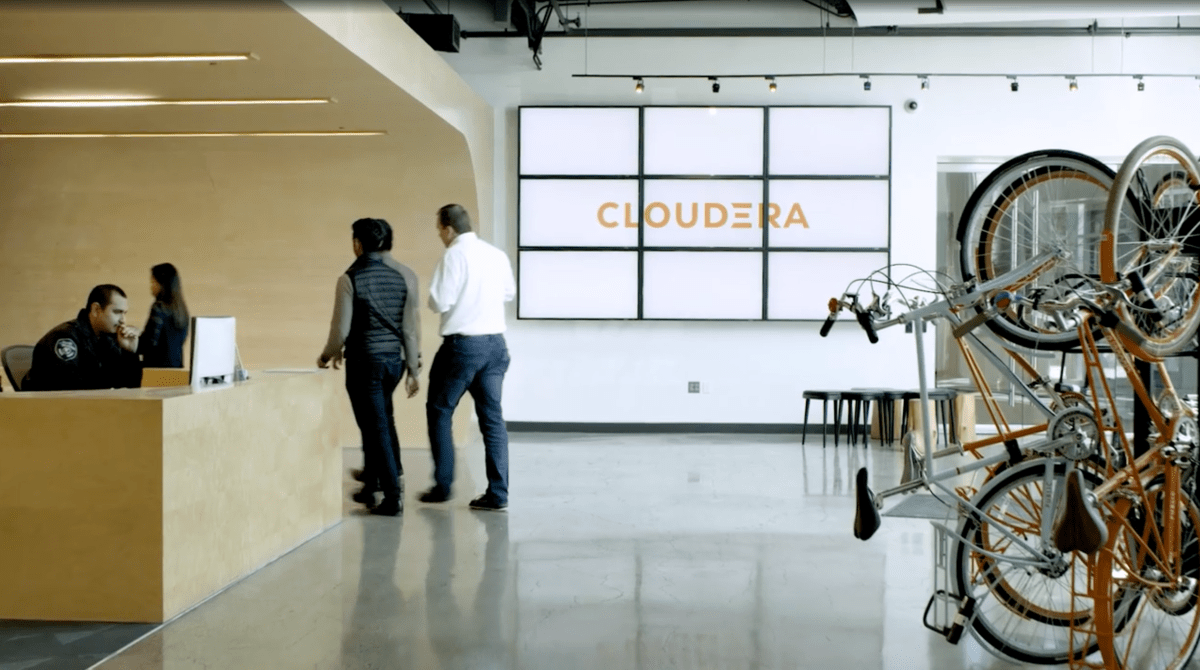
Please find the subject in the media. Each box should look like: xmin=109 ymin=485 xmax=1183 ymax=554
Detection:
xmin=345 ymin=354 xmax=403 ymax=499
xmin=426 ymin=334 xmax=510 ymax=503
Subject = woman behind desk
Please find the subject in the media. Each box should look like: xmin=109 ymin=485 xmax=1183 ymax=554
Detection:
xmin=139 ymin=263 xmax=189 ymax=368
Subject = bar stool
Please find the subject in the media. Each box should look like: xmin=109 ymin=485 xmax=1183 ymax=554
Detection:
xmin=840 ymin=390 xmax=883 ymax=446
xmin=852 ymin=388 xmax=906 ymax=446
xmin=802 ymin=390 xmax=843 ymax=447
xmin=900 ymin=388 xmax=958 ymax=446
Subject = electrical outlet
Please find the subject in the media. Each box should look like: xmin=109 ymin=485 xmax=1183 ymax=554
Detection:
xmin=687 ymin=381 xmax=700 ymax=394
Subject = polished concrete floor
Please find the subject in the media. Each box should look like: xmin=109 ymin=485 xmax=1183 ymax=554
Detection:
xmin=73 ymin=432 xmax=1139 ymax=670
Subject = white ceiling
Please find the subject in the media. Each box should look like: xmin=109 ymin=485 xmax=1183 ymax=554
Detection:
xmin=849 ymin=1 xmax=1200 ymax=27
xmin=393 ymin=0 xmax=1200 ymax=33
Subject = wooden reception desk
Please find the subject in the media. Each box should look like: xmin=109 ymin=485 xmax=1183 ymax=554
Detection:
xmin=0 ymin=370 xmax=342 ymax=623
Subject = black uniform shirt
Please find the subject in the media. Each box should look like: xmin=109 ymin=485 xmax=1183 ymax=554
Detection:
xmin=24 ymin=309 xmax=143 ymax=391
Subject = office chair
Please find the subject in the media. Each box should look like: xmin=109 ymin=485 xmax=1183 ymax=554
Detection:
xmin=2 ymin=345 xmax=35 ymax=391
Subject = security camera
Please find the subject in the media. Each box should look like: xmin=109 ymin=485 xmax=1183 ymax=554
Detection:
xmin=904 ymin=99 xmax=919 ymax=113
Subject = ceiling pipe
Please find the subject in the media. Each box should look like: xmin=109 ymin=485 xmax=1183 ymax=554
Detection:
xmin=462 ymin=24 xmax=1200 ymax=38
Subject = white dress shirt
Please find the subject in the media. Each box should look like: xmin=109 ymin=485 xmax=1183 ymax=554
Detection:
xmin=428 ymin=232 xmax=516 ymax=336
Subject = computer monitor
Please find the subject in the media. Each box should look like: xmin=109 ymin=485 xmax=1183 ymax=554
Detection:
xmin=189 ymin=316 xmax=237 ymax=389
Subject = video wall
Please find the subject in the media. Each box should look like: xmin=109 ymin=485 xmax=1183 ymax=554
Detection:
xmin=517 ymin=106 xmax=891 ymax=320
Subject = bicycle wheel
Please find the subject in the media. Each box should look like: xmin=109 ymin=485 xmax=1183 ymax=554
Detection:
xmin=1102 ymin=136 xmax=1200 ymax=358
xmin=954 ymin=458 xmax=1101 ymax=664
xmin=1094 ymin=483 xmax=1200 ymax=669
xmin=957 ymin=150 xmax=1115 ymax=351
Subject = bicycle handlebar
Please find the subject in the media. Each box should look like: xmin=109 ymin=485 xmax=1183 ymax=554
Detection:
xmin=855 ymin=307 xmax=880 ymax=344
xmin=820 ymin=312 xmax=837 ymax=337
xmin=820 ymin=297 xmax=840 ymax=337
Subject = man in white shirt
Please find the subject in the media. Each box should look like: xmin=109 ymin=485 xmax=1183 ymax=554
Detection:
xmin=419 ymin=204 xmax=516 ymax=511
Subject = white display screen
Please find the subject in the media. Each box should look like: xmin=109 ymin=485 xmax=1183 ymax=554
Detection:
xmin=190 ymin=316 xmax=236 ymax=386
xmin=519 ymin=251 xmax=639 ymax=319
xmin=518 ymin=106 xmax=891 ymax=320
xmin=768 ymin=252 xmax=890 ymax=320
xmin=520 ymin=179 xmax=640 ymax=248
xmin=769 ymin=107 xmax=890 ymax=176
xmin=767 ymin=180 xmax=889 ymax=248
xmin=520 ymin=107 xmax=640 ymax=175
xmin=643 ymin=180 xmax=764 ymax=248
xmin=643 ymin=252 xmax=763 ymax=319
xmin=644 ymin=107 xmax=764 ymax=176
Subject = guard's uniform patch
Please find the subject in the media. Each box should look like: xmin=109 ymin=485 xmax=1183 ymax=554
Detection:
xmin=54 ymin=338 xmax=78 ymax=361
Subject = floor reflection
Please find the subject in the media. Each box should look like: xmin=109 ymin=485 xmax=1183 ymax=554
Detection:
xmin=90 ymin=433 xmax=1065 ymax=670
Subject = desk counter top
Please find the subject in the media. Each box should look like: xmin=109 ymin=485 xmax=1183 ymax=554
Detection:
xmin=0 ymin=369 xmax=325 ymax=401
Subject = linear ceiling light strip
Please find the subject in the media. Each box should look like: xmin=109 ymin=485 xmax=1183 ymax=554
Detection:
xmin=0 ymin=53 xmax=254 ymax=64
xmin=0 ymin=98 xmax=333 ymax=108
xmin=0 ymin=131 xmax=385 ymax=138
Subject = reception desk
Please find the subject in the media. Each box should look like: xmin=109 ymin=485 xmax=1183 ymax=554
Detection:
xmin=0 ymin=370 xmax=343 ymax=623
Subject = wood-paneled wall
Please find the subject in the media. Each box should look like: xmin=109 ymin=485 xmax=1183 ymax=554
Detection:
xmin=0 ymin=135 xmax=477 ymax=450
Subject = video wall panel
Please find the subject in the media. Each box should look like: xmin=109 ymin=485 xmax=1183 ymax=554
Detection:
xmin=518 ymin=105 xmax=891 ymax=320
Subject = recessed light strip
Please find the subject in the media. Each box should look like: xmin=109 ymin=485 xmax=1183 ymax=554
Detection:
xmin=0 ymin=53 xmax=254 ymax=64
xmin=0 ymin=98 xmax=333 ymax=108
xmin=0 ymin=131 xmax=385 ymax=138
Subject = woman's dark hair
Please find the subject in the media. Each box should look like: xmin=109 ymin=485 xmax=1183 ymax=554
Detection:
xmin=352 ymin=218 xmax=393 ymax=253
xmin=151 ymin=263 xmax=190 ymax=330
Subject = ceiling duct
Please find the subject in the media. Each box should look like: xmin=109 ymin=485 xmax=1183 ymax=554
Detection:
xmin=399 ymin=11 xmax=461 ymax=52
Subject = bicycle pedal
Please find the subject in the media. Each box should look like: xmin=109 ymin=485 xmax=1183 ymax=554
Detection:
xmin=944 ymin=595 xmax=976 ymax=645
xmin=900 ymin=431 xmax=925 ymax=485
xmin=853 ymin=467 xmax=881 ymax=541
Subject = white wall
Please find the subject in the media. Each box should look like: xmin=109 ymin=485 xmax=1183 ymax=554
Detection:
xmin=440 ymin=32 xmax=1200 ymax=424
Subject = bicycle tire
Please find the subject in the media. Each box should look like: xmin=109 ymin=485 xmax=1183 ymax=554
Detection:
xmin=1094 ymin=484 xmax=1200 ymax=669
xmin=954 ymin=458 xmax=1101 ymax=664
xmin=957 ymin=150 xmax=1115 ymax=351
xmin=1101 ymin=136 xmax=1200 ymax=358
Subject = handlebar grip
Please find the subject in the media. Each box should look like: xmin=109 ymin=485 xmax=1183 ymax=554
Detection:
xmin=820 ymin=312 xmax=837 ymax=337
xmin=855 ymin=309 xmax=880 ymax=344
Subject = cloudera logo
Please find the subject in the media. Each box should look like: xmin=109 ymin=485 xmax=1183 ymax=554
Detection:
xmin=597 ymin=202 xmax=810 ymax=229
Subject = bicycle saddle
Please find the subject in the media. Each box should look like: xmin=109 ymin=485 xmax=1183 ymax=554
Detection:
xmin=854 ymin=467 xmax=881 ymax=541
xmin=1053 ymin=468 xmax=1107 ymax=555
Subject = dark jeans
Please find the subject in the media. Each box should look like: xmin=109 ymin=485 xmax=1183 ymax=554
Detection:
xmin=346 ymin=354 xmax=404 ymax=499
xmin=426 ymin=334 xmax=510 ymax=503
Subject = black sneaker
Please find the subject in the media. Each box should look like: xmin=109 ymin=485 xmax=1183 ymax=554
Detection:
xmin=418 ymin=487 xmax=451 ymax=503
xmin=469 ymin=494 xmax=507 ymax=511
xmin=370 ymin=497 xmax=402 ymax=516
xmin=352 ymin=487 xmax=377 ymax=508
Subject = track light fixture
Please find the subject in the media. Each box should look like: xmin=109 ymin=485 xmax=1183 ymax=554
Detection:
xmin=576 ymin=72 xmax=1200 ymax=96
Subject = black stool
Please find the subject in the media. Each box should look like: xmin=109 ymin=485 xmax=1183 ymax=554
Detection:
xmin=900 ymin=388 xmax=958 ymax=446
xmin=852 ymin=388 xmax=906 ymax=446
xmin=802 ymin=390 xmax=844 ymax=447
xmin=841 ymin=390 xmax=883 ymax=446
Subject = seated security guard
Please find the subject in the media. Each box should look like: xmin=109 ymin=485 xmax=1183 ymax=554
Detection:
xmin=24 ymin=284 xmax=143 ymax=392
